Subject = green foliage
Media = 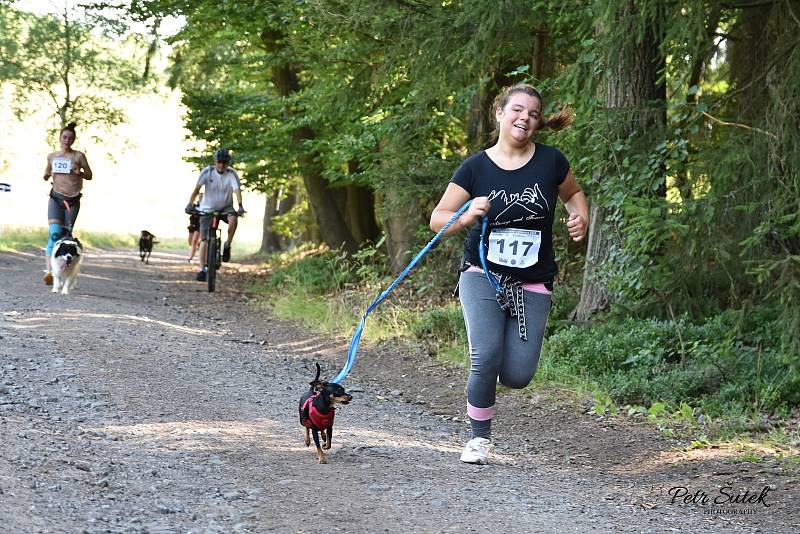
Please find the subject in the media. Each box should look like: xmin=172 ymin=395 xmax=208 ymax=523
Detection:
xmin=0 ymin=4 xmax=148 ymax=132
xmin=260 ymin=249 xmax=358 ymax=295
xmin=731 ymin=452 xmax=764 ymax=464
xmin=129 ymin=0 xmax=799 ymax=419
xmin=268 ymin=292 xmax=358 ymax=337
xmin=350 ymin=237 xmax=390 ymax=285
xmin=547 ymin=282 xmax=581 ymax=334
xmin=254 ymin=240 xmax=391 ymax=295
xmin=590 ymin=389 xmax=619 ymax=416
xmin=542 ymin=309 xmax=800 ymax=417
xmin=409 ymin=304 xmax=468 ymax=357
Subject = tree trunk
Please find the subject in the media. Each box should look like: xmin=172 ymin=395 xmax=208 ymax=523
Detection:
xmin=728 ymin=3 xmax=774 ymax=122
xmin=467 ymin=67 xmax=515 ymax=151
xmin=379 ymin=189 xmax=423 ymax=274
xmin=259 ymin=189 xmax=296 ymax=253
xmin=344 ymin=184 xmax=380 ymax=245
xmin=572 ymin=2 xmax=666 ymax=321
xmin=675 ymin=5 xmax=721 ymax=202
xmin=261 ymin=29 xmax=358 ymax=253
xmin=339 ymin=161 xmax=380 ymax=246
xmin=467 ymin=84 xmax=495 ymax=152
xmin=300 ymin=146 xmax=359 ymax=253
xmin=531 ymin=27 xmax=556 ymax=80
xmin=260 ymin=192 xmax=281 ymax=254
xmin=571 ymin=182 xmax=611 ymax=320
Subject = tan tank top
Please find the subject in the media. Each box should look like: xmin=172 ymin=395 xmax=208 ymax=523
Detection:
xmin=50 ymin=151 xmax=83 ymax=198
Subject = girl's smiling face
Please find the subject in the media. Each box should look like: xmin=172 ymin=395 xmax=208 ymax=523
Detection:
xmin=497 ymin=92 xmax=542 ymax=144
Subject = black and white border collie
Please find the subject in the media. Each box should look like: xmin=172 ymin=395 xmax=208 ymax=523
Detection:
xmin=51 ymin=237 xmax=83 ymax=295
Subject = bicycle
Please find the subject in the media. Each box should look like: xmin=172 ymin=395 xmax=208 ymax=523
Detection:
xmin=189 ymin=208 xmax=236 ymax=292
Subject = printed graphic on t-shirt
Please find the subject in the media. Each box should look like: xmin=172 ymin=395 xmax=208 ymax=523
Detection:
xmin=487 ymin=184 xmax=550 ymax=223
xmin=52 ymin=158 xmax=71 ymax=174
xmin=487 ymin=228 xmax=542 ymax=267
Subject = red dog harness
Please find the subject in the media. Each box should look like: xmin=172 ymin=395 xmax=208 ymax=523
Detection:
xmin=302 ymin=392 xmax=335 ymax=429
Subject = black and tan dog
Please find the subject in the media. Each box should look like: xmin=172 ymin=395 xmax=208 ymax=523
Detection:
xmin=139 ymin=230 xmax=157 ymax=264
xmin=299 ymin=363 xmax=352 ymax=464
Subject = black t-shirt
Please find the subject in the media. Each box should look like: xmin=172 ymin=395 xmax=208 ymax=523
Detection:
xmin=450 ymin=143 xmax=569 ymax=283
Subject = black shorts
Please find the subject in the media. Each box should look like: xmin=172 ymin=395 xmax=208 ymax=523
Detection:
xmin=187 ymin=214 xmax=200 ymax=233
xmin=198 ymin=209 xmax=233 ymax=240
xmin=47 ymin=189 xmax=81 ymax=227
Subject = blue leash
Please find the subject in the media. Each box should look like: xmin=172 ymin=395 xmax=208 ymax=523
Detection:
xmin=332 ymin=200 xmax=498 ymax=384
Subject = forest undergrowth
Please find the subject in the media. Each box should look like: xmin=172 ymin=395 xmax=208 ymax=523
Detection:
xmin=247 ymin=241 xmax=800 ymax=463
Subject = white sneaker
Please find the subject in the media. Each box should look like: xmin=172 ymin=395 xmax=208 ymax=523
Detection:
xmin=460 ymin=437 xmax=492 ymax=464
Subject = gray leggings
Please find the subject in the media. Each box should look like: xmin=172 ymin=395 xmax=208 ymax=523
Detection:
xmin=459 ymin=271 xmax=551 ymax=438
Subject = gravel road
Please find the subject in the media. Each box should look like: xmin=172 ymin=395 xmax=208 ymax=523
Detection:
xmin=1 ymin=247 xmax=796 ymax=533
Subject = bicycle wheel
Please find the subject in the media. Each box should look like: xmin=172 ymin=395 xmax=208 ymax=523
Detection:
xmin=206 ymin=234 xmax=217 ymax=292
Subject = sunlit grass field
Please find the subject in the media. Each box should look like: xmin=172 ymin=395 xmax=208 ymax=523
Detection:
xmin=0 ymin=225 xmax=262 ymax=261
xmin=2 ymin=226 xmax=190 ymax=252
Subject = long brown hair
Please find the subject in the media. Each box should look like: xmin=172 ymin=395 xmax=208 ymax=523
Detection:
xmin=491 ymin=84 xmax=574 ymax=134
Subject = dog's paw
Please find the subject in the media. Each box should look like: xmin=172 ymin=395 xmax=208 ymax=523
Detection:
xmin=318 ymin=455 xmax=327 ymax=464
xmin=304 ymin=437 xmax=310 ymax=447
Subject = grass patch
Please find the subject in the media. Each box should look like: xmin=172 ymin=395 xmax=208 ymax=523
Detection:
xmin=1 ymin=226 xmax=50 ymax=251
xmin=541 ymin=311 xmax=800 ymax=418
xmin=785 ymin=455 xmax=800 ymax=472
xmin=266 ymin=287 xmax=417 ymax=344
xmin=0 ymin=225 xmax=254 ymax=253
xmin=247 ymin=245 xmax=463 ymax=361
xmin=0 ymin=225 xmax=136 ymax=251
xmin=269 ymin=291 xmax=358 ymax=336
xmin=730 ymin=451 xmax=765 ymax=463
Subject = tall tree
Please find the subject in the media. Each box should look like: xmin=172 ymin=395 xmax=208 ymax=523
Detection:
xmin=572 ymin=0 xmax=667 ymax=320
xmin=0 ymin=1 xmax=144 ymax=131
xmin=724 ymin=0 xmax=800 ymax=348
xmin=259 ymin=26 xmax=359 ymax=253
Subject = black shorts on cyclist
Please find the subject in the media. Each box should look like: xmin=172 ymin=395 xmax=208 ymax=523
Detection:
xmin=198 ymin=207 xmax=234 ymax=241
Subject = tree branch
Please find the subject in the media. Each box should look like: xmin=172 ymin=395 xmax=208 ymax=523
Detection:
xmin=701 ymin=111 xmax=778 ymax=139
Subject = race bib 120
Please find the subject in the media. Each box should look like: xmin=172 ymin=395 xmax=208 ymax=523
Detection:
xmin=487 ymin=228 xmax=542 ymax=268
xmin=51 ymin=158 xmax=71 ymax=174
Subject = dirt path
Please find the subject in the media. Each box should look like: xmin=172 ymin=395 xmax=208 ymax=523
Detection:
xmin=1 ymin=247 xmax=796 ymax=533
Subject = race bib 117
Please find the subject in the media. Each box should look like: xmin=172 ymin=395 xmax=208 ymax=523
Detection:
xmin=487 ymin=228 xmax=542 ymax=268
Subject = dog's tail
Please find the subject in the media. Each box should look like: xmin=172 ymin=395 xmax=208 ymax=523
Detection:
xmin=308 ymin=362 xmax=324 ymax=390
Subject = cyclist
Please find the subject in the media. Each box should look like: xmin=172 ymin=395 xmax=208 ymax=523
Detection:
xmin=187 ymin=193 xmax=202 ymax=262
xmin=42 ymin=122 xmax=93 ymax=285
xmin=185 ymin=149 xmax=245 ymax=281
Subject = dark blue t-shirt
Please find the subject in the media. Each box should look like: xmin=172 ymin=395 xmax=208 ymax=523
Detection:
xmin=451 ymin=143 xmax=569 ymax=283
